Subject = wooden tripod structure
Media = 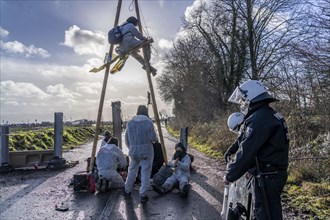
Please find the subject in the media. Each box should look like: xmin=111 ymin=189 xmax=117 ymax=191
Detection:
xmin=89 ymin=0 xmax=168 ymax=172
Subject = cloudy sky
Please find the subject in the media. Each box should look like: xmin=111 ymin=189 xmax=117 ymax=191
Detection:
xmin=0 ymin=0 xmax=200 ymax=124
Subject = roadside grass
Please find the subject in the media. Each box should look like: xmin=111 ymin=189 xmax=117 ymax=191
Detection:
xmin=8 ymin=126 xmax=111 ymax=151
xmin=166 ymin=120 xmax=330 ymax=219
xmin=283 ymin=181 xmax=330 ymax=219
xmin=166 ymin=119 xmax=236 ymax=160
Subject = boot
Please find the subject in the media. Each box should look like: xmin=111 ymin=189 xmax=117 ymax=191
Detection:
xmin=180 ymin=184 xmax=189 ymax=198
xmin=152 ymin=184 xmax=165 ymax=194
xmin=140 ymin=195 xmax=149 ymax=203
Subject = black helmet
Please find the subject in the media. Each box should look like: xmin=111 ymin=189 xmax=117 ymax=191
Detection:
xmin=136 ymin=105 xmax=148 ymax=117
xmin=104 ymin=130 xmax=112 ymax=138
xmin=126 ymin=16 xmax=139 ymax=26
xmin=175 ymin=142 xmax=186 ymax=151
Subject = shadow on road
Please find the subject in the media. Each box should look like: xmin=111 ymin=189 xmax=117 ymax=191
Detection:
xmin=190 ymin=188 xmax=223 ymax=220
xmin=0 ymin=169 xmax=62 ymax=214
xmin=191 ymin=170 xmax=224 ymax=202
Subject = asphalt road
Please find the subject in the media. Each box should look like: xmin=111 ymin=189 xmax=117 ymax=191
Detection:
xmin=0 ymin=126 xmax=227 ymax=220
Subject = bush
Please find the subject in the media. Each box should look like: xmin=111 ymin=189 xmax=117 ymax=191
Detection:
xmin=168 ymin=116 xmax=237 ymax=159
xmin=284 ymin=182 xmax=330 ymax=219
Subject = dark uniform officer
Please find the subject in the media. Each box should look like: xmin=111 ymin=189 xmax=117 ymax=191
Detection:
xmin=224 ymin=80 xmax=290 ymax=220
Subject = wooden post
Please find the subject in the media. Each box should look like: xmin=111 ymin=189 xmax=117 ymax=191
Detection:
xmin=89 ymin=0 xmax=123 ymax=172
xmin=134 ymin=0 xmax=168 ymax=163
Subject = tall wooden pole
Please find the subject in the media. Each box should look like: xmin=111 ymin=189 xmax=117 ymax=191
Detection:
xmin=89 ymin=0 xmax=123 ymax=172
xmin=134 ymin=0 xmax=168 ymax=163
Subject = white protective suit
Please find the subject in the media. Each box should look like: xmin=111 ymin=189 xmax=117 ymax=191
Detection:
xmin=117 ymin=22 xmax=156 ymax=75
xmin=96 ymin=144 xmax=127 ymax=188
xmin=125 ymin=114 xmax=158 ymax=197
xmin=119 ymin=22 xmax=147 ymax=54
xmin=162 ymin=154 xmax=191 ymax=192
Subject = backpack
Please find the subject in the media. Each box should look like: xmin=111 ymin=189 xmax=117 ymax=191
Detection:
xmin=153 ymin=165 xmax=174 ymax=186
xmin=108 ymin=23 xmax=129 ymax=45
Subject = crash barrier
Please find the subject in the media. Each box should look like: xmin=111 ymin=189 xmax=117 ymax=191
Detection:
xmin=0 ymin=112 xmax=66 ymax=171
xmin=9 ymin=150 xmax=54 ymax=168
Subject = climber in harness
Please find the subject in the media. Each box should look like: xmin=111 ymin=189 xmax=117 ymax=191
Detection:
xmin=109 ymin=16 xmax=157 ymax=75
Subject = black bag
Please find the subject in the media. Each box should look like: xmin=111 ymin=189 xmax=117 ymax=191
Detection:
xmin=73 ymin=174 xmax=89 ymax=192
xmin=152 ymin=141 xmax=165 ymax=177
xmin=153 ymin=165 xmax=174 ymax=186
xmin=227 ymin=202 xmax=248 ymax=220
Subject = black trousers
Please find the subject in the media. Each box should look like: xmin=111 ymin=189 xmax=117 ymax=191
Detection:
xmin=252 ymin=171 xmax=287 ymax=220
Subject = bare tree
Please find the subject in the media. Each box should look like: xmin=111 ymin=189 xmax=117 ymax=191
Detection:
xmin=233 ymin=0 xmax=300 ymax=80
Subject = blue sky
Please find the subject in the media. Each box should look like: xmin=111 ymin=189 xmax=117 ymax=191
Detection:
xmin=0 ymin=0 xmax=198 ymax=123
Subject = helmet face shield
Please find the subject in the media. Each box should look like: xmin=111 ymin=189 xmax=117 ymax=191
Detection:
xmin=228 ymin=86 xmax=249 ymax=114
xmin=228 ymin=87 xmax=242 ymax=104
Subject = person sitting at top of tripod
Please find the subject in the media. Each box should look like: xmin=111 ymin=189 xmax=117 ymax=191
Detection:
xmin=116 ymin=16 xmax=157 ymax=76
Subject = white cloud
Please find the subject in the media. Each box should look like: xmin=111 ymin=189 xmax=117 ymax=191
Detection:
xmin=4 ymin=101 xmax=19 ymax=106
xmin=85 ymin=99 xmax=98 ymax=104
xmin=0 ymin=40 xmax=50 ymax=58
xmin=126 ymin=95 xmax=147 ymax=101
xmin=61 ymin=25 xmax=106 ymax=57
xmin=75 ymin=82 xmax=102 ymax=95
xmin=46 ymin=84 xmax=80 ymax=99
xmin=158 ymin=38 xmax=173 ymax=50
xmin=0 ymin=80 xmax=50 ymax=100
xmin=158 ymin=0 xmax=165 ymax=8
xmin=0 ymin=27 xmax=9 ymax=37
xmin=184 ymin=0 xmax=205 ymax=23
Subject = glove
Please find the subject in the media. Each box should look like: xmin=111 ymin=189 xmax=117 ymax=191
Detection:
xmin=223 ymin=175 xmax=230 ymax=185
xmin=224 ymin=151 xmax=231 ymax=163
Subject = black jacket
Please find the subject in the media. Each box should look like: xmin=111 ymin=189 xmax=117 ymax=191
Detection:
xmin=226 ymin=103 xmax=289 ymax=182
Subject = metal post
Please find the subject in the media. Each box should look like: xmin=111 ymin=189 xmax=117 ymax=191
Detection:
xmin=0 ymin=126 xmax=9 ymax=164
xmin=89 ymin=0 xmax=123 ymax=172
xmin=54 ymin=112 xmax=63 ymax=158
xmin=112 ymin=101 xmax=122 ymax=149
xmin=134 ymin=0 xmax=168 ymax=163
xmin=180 ymin=127 xmax=189 ymax=151
xmin=47 ymin=112 xmax=67 ymax=170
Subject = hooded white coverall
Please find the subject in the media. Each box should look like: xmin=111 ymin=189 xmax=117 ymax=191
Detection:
xmin=125 ymin=115 xmax=158 ymax=197
xmin=119 ymin=22 xmax=146 ymax=53
xmin=96 ymin=144 xmax=127 ymax=188
xmin=118 ymin=22 xmax=153 ymax=69
xmin=162 ymin=154 xmax=191 ymax=192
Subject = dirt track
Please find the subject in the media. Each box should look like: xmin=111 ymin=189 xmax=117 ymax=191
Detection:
xmin=0 ymin=126 xmax=227 ymax=220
